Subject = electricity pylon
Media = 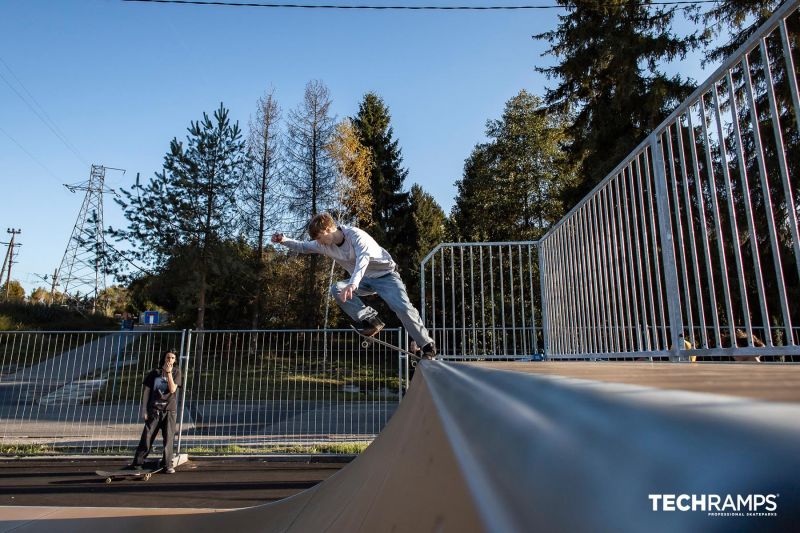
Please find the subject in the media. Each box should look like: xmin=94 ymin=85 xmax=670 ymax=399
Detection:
xmin=54 ymin=164 xmax=123 ymax=312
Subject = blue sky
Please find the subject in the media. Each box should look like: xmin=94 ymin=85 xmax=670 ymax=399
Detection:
xmin=1 ymin=0 xmax=709 ymax=294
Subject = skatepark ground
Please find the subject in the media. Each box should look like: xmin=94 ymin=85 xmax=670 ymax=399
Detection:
xmin=1 ymin=361 xmax=799 ymax=532
xmin=0 ymin=457 xmax=349 ymax=509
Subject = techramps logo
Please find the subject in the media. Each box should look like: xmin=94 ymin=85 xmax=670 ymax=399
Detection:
xmin=648 ymin=493 xmax=779 ymax=517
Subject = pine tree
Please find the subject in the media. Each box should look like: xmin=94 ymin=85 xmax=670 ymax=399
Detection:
xmin=352 ymin=93 xmax=411 ymax=256
xmin=452 ymin=91 xmax=576 ymax=241
xmin=406 ymin=184 xmax=446 ymax=300
xmin=112 ymin=103 xmax=246 ymax=329
xmin=535 ymin=0 xmax=701 ymax=204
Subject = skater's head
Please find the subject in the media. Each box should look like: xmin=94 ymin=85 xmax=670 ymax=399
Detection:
xmin=159 ymin=350 xmax=177 ymax=368
xmin=308 ymin=213 xmax=339 ymax=245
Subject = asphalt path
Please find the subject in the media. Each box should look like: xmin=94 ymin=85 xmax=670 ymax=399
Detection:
xmin=0 ymin=458 xmax=349 ymax=509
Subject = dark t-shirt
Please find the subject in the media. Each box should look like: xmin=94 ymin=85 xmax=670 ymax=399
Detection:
xmin=142 ymin=368 xmax=182 ymax=412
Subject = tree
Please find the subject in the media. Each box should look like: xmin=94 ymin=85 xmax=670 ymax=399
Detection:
xmin=326 ymin=119 xmax=374 ymax=226
xmin=535 ymin=0 xmax=701 ymax=204
xmin=97 ymin=285 xmax=131 ymax=316
xmin=241 ymin=89 xmax=282 ymax=328
xmin=283 ymin=80 xmax=337 ymax=325
xmin=700 ymin=0 xmax=785 ymax=64
xmin=112 ymin=103 xmax=246 ymax=329
xmin=29 ymin=287 xmax=52 ymax=305
xmin=1 ymin=280 xmax=25 ymax=302
xmin=405 ymin=184 xmax=446 ymax=299
xmin=352 ymin=93 xmax=411 ymax=256
xmin=452 ymin=91 xmax=576 ymax=241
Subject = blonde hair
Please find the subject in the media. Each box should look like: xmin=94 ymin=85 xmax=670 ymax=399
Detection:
xmin=308 ymin=213 xmax=337 ymax=239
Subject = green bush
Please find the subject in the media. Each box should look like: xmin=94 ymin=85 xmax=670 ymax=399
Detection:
xmin=0 ymin=302 xmax=117 ymax=331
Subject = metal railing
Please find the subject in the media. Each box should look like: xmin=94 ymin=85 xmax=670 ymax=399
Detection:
xmin=420 ymin=242 xmax=543 ymax=359
xmin=539 ymin=1 xmax=800 ymax=360
xmin=0 ymin=328 xmax=405 ymax=455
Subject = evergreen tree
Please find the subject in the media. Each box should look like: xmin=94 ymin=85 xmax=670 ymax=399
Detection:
xmin=406 ymin=184 xmax=446 ymax=300
xmin=535 ymin=0 xmax=701 ymax=204
xmin=352 ymin=93 xmax=411 ymax=258
xmin=452 ymin=91 xmax=576 ymax=241
xmin=701 ymin=0 xmax=785 ymax=63
xmin=112 ymin=103 xmax=246 ymax=329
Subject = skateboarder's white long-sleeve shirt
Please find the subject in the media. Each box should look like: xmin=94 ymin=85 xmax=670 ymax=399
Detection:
xmin=281 ymin=225 xmax=397 ymax=289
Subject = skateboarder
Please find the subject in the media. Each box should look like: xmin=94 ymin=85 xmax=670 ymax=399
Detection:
xmin=130 ymin=350 xmax=182 ymax=473
xmin=272 ymin=212 xmax=437 ymax=360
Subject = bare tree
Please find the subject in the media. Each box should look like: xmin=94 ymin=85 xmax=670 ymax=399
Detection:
xmin=241 ymin=89 xmax=282 ymax=328
xmin=284 ymin=80 xmax=336 ymax=232
xmin=283 ymin=80 xmax=337 ymax=325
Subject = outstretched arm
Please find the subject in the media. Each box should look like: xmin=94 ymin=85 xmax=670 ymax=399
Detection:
xmin=272 ymin=232 xmax=322 ymax=254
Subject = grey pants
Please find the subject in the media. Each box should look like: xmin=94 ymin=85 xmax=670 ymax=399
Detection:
xmin=331 ymin=271 xmax=434 ymax=348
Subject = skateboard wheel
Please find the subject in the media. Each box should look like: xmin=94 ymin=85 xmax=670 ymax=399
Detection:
xmin=410 ymin=360 xmax=417 ymax=368
xmin=144 ymin=473 xmax=152 ymax=481
xmin=105 ymin=477 xmax=112 ymax=484
xmin=361 ymin=340 xmax=369 ymax=349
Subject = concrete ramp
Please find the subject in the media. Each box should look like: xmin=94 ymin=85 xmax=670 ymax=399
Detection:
xmin=2 ymin=362 xmax=800 ymax=532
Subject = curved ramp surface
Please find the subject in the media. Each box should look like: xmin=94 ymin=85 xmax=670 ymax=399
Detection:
xmin=2 ymin=362 xmax=800 ymax=532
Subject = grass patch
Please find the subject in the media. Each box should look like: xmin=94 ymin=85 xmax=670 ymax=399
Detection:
xmin=185 ymin=441 xmax=371 ymax=455
xmin=0 ymin=443 xmax=57 ymax=455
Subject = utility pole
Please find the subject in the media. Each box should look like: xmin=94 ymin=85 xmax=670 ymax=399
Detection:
xmin=1 ymin=228 xmax=22 ymax=300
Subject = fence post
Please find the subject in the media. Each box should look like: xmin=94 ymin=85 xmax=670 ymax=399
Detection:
xmin=175 ymin=329 xmax=191 ymax=457
xmin=649 ymin=133 xmax=684 ymax=361
xmin=538 ymin=243 xmax=550 ymax=359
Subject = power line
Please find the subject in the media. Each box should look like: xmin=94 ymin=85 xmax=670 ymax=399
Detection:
xmin=123 ymin=0 xmax=720 ymax=10
xmin=0 ymin=56 xmax=89 ymax=166
xmin=0 ymin=125 xmax=63 ymax=184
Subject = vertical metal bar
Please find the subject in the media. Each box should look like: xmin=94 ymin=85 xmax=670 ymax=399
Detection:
xmin=780 ymin=18 xmax=800 ymax=146
xmin=460 ymin=246 xmax=466 ymax=355
xmin=712 ymin=80 xmax=753 ymax=344
xmin=743 ymin=53 xmax=794 ymax=344
xmin=508 ymin=244 xmax=518 ymax=356
xmin=760 ymin=38 xmax=800 ymax=291
xmin=578 ymin=207 xmax=596 ymax=354
xmin=595 ymin=190 xmax=614 ymax=353
xmin=687 ymin=108 xmax=722 ymax=348
xmin=636 ymin=152 xmax=660 ymax=351
xmin=480 ymin=246 xmax=487 ymax=354
xmin=676 ymin=116 xmax=708 ymax=348
xmin=176 ymin=330 xmax=189 ymax=457
xmin=489 ymin=247 xmax=497 ymax=355
xmin=450 ymin=247 xmax=457 ymax=354
xmin=616 ymin=170 xmax=637 ymax=353
xmin=539 ymin=243 xmax=550 ymax=357
xmin=470 ymin=246 xmax=477 ymax=356
xmin=528 ymin=244 xmax=537 ymax=355
xmin=498 ymin=246 xmax=507 ymax=355
xmin=643 ymin=146 xmax=668 ymax=351
xmin=728 ymin=68 xmax=770 ymax=346
xmin=606 ymin=183 xmax=625 ymax=352
xmin=631 ymin=156 xmax=653 ymax=351
xmin=651 ymin=132 xmax=685 ymax=358
xmin=517 ymin=245 xmax=528 ymax=357
xmin=699 ymin=93 xmax=736 ymax=345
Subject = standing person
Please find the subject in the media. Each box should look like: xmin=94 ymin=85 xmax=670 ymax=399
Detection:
xmin=130 ymin=350 xmax=182 ymax=473
xmin=272 ymin=212 xmax=437 ymax=359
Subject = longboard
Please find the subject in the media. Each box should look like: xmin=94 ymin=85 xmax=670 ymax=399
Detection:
xmin=350 ymin=325 xmax=423 ymax=363
xmin=96 ymin=465 xmax=164 ymax=483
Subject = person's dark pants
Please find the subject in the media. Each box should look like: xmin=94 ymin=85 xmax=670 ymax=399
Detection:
xmin=132 ymin=408 xmax=176 ymax=467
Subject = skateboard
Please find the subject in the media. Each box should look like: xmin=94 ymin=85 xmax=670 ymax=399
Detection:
xmin=350 ymin=325 xmax=422 ymax=365
xmin=96 ymin=464 xmax=164 ymax=483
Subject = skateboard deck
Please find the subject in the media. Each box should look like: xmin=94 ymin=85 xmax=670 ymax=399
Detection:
xmin=350 ymin=326 xmax=422 ymax=362
xmin=96 ymin=465 xmax=164 ymax=483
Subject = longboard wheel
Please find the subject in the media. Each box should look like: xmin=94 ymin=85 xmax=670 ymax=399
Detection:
xmin=105 ymin=477 xmax=112 ymax=484
xmin=410 ymin=360 xmax=417 ymax=368
xmin=361 ymin=340 xmax=369 ymax=348
xmin=144 ymin=473 xmax=152 ymax=481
